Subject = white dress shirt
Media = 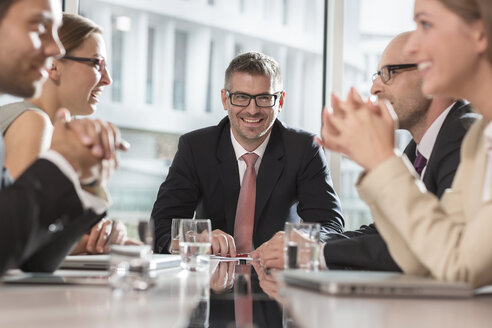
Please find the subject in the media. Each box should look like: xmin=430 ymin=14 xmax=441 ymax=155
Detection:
xmin=230 ymin=129 xmax=271 ymax=185
xmin=416 ymin=102 xmax=454 ymax=179
xmin=40 ymin=150 xmax=109 ymax=215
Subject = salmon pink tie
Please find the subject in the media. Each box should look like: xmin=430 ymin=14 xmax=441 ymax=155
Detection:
xmin=234 ymin=153 xmax=259 ymax=253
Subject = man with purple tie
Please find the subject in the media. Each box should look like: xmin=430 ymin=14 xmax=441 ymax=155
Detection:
xmin=252 ymin=31 xmax=479 ymax=271
xmin=152 ymin=52 xmax=344 ymax=256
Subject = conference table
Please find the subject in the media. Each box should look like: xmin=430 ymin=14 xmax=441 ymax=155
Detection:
xmin=1 ymin=259 xmax=492 ymax=328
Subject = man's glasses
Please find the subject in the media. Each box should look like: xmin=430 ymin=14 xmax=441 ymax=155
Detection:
xmin=372 ymin=64 xmax=418 ymax=84
xmin=226 ymin=90 xmax=282 ymax=108
xmin=62 ymin=56 xmax=106 ymax=73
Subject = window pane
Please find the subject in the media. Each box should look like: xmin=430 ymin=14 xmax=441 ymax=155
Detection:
xmin=341 ymin=0 xmax=415 ymax=230
xmin=173 ymin=30 xmax=187 ymax=111
xmin=146 ymin=27 xmax=155 ymax=104
xmin=111 ymin=16 xmax=124 ymax=102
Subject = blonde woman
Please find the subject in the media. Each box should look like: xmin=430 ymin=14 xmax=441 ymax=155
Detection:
xmin=321 ymin=0 xmax=492 ymax=287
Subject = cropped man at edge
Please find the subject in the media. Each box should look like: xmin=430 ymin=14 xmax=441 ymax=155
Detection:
xmin=252 ymin=32 xmax=478 ymax=271
xmin=0 ymin=0 xmax=128 ymax=275
xmin=152 ymin=52 xmax=344 ymax=256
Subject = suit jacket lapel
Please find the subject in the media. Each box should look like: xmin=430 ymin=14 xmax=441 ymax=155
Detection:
xmin=216 ymin=119 xmax=241 ymax=233
xmin=254 ymin=122 xmax=284 ymax=236
xmin=404 ymin=140 xmax=417 ymax=164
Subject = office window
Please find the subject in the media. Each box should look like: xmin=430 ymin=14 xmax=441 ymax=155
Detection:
xmin=111 ymin=16 xmax=124 ymax=102
xmin=173 ymin=30 xmax=187 ymax=111
xmin=146 ymin=27 xmax=155 ymax=104
xmin=205 ymin=40 xmax=214 ymax=113
xmin=340 ymin=0 xmax=415 ymax=230
xmin=282 ymin=0 xmax=289 ymax=25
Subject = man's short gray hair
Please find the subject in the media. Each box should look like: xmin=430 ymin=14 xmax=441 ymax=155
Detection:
xmin=224 ymin=51 xmax=283 ymax=91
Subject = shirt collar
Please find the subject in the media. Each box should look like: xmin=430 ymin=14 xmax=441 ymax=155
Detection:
xmin=417 ymin=102 xmax=455 ymax=159
xmin=230 ymin=129 xmax=271 ymax=161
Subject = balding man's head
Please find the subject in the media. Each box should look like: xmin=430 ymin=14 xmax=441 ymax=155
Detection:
xmin=371 ymin=31 xmax=431 ymax=132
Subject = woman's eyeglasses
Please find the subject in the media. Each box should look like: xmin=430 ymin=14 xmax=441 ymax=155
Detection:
xmin=62 ymin=56 xmax=106 ymax=73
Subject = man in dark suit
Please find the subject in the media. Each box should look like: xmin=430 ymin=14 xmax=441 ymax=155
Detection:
xmin=252 ymin=31 xmax=479 ymax=271
xmin=0 ymin=0 xmax=128 ymax=275
xmin=152 ymin=52 xmax=344 ymax=256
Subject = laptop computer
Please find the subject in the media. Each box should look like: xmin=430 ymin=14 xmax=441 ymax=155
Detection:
xmin=281 ymin=270 xmax=474 ymax=298
xmin=60 ymin=254 xmax=181 ymax=271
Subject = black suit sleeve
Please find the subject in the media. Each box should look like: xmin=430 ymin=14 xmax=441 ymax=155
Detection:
xmin=323 ymin=224 xmax=400 ymax=271
xmin=151 ymin=135 xmax=201 ymax=253
xmin=296 ymin=139 xmax=344 ymax=239
xmin=0 ymin=159 xmax=101 ymax=274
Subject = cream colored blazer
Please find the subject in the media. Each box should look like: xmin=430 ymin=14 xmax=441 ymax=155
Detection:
xmin=357 ymin=118 xmax=492 ymax=288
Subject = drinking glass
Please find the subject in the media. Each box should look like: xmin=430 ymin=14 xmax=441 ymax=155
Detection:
xmin=169 ymin=218 xmax=189 ymax=254
xmin=284 ymin=222 xmax=320 ymax=271
xmin=179 ymin=219 xmax=212 ymax=271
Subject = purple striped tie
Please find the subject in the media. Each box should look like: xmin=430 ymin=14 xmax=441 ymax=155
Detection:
xmin=234 ymin=153 xmax=259 ymax=253
xmin=413 ymin=151 xmax=427 ymax=176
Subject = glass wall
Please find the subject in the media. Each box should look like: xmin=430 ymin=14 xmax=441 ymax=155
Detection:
xmin=79 ymin=0 xmax=325 ymax=226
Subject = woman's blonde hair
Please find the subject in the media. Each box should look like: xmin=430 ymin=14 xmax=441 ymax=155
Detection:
xmin=438 ymin=0 xmax=492 ymax=63
xmin=59 ymin=13 xmax=102 ymax=54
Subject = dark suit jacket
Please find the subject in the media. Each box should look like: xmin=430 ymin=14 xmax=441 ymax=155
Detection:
xmin=0 ymin=134 xmax=102 ymax=275
xmin=152 ymin=117 xmax=344 ymax=253
xmin=322 ymin=101 xmax=479 ymax=271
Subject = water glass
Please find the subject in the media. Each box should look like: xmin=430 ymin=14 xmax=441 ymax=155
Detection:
xmin=179 ymin=219 xmax=212 ymax=271
xmin=284 ymin=222 xmax=320 ymax=271
xmin=169 ymin=218 xmax=190 ymax=254
xmin=138 ymin=219 xmax=154 ymax=246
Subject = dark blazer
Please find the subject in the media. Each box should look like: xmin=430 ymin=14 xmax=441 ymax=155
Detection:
xmin=152 ymin=117 xmax=344 ymax=253
xmin=322 ymin=101 xmax=479 ymax=271
xmin=0 ymin=134 xmax=101 ymax=275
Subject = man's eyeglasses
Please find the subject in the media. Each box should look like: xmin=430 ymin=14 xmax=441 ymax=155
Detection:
xmin=62 ymin=56 xmax=106 ymax=73
xmin=372 ymin=64 xmax=418 ymax=84
xmin=226 ymin=91 xmax=282 ymax=108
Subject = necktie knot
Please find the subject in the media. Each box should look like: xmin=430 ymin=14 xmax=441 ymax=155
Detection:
xmin=413 ymin=151 xmax=427 ymax=175
xmin=242 ymin=153 xmax=259 ymax=168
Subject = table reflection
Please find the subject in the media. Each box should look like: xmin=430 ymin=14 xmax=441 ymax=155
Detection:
xmin=186 ymin=260 xmax=298 ymax=328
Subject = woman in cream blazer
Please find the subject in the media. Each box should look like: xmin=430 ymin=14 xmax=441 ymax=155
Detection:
xmin=320 ymin=0 xmax=492 ymax=287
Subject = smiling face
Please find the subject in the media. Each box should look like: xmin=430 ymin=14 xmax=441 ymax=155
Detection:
xmin=404 ymin=0 xmax=487 ymax=99
xmin=221 ymin=72 xmax=284 ymax=151
xmin=0 ymin=0 xmax=63 ymax=97
xmin=371 ymin=33 xmax=431 ymax=131
xmin=56 ymin=33 xmax=111 ymax=116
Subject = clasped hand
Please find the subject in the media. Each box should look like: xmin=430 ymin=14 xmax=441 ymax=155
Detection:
xmin=317 ymin=88 xmax=398 ymax=171
xmin=50 ymin=108 xmax=130 ymax=187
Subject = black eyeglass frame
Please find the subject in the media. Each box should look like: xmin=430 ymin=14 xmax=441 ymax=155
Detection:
xmin=372 ymin=64 xmax=418 ymax=84
xmin=225 ymin=90 xmax=283 ymax=108
xmin=62 ymin=56 xmax=106 ymax=73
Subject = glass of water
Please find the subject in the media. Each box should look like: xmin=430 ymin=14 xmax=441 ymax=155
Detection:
xmin=284 ymin=222 xmax=320 ymax=271
xmin=179 ymin=219 xmax=212 ymax=271
xmin=169 ymin=218 xmax=190 ymax=255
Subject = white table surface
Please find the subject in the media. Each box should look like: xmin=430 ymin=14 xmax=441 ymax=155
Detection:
xmin=280 ymin=284 xmax=492 ymax=328
xmin=0 ymin=268 xmax=209 ymax=328
xmin=3 ymin=263 xmax=492 ymax=328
